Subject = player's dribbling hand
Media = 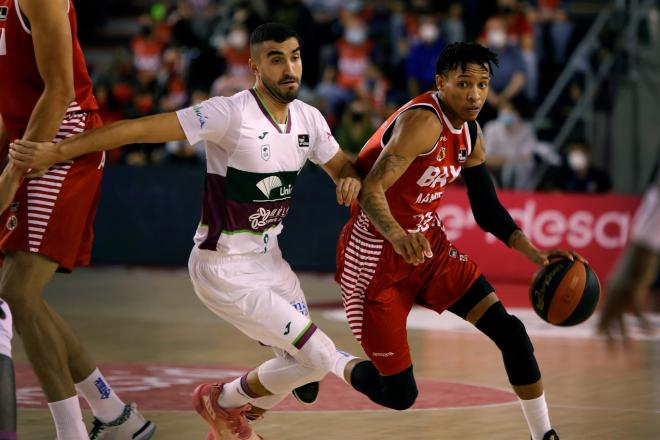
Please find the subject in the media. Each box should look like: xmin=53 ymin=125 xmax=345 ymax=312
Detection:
xmin=391 ymin=232 xmax=433 ymax=266
xmin=336 ymin=177 xmax=361 ymax=207
xmin=9 ymin=139 xmax=61 ymax=171
xmin=530 ymin=249 xmax=587 ymax=266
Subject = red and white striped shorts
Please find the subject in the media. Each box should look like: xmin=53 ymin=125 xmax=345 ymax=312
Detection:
xmin=335 ymin=218 xmax=481 ymax=375
xmin=0 ymin=111 xmax=104 ymax=272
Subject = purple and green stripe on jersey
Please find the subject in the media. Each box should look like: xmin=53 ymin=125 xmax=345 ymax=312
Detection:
xmin=199 ymin=167 xmax=298 ymax=250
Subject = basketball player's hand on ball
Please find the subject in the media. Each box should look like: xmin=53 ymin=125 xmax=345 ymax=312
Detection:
xmin=391 ymin=232 xmax=433 ymax=265
xmin=531 ymin=249 xmax=587 ymax=266
xmin=9 ymin=139 xmax=60 ymax=171
xmin=336 ymin=177 xmax=361 ymax=206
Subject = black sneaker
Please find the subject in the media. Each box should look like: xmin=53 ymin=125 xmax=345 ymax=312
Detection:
xmin=291 ymin=381 xmax=319 ymax=405
xmin=536 ymin=429 xmax=559 ymax=440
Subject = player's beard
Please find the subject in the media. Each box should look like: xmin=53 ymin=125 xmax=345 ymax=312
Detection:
xmin=262 ymin=74 xmax=300 ymax=104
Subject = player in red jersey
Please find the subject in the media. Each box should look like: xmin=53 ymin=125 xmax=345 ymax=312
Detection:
xmin=335 ymin=43 xmax=582 ymax=440
xmin=0 ymin=1 xmax=154 ymax=439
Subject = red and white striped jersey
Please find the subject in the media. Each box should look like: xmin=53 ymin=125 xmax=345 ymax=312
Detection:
xmin=0 ymin=0 xmax=98 ymax=133
xmin=353 ymin=91 xmax=475 ymax=237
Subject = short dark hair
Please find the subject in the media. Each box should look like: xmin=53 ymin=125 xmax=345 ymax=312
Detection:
xmin=435 ymin=42 xmax=499 ymax=77
xmin=250 ymin=22 xmax=300 ymax=48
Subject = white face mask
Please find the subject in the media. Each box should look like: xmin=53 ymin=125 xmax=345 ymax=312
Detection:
xmin=419 ymin=23 xmax=439 ymax=43
xmin=568 ymin=151 xmax=589 ymax=171
xmin=499 ymin=110 xmax=516 ymax=126
xmin=227 ymin=30 xmax=247 ymax=49
xmin=345 ymin=27 xmax=367 ymax=45
xmin=487 ymin=29 xmax=507 ymax=48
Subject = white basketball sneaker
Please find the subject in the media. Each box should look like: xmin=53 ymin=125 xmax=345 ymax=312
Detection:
xmin=88 ymin=403 xmax=156 ymax=440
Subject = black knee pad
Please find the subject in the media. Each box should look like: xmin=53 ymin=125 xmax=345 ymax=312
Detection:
xmin=350 ymin=360 xmax=383 ymax=396
xmin=476 ymin=302 xmax=540 ymax=386
xmin=381 ymin=365 xmax=418 ymax=410
xmin=351 ymin=362 xmax=418 ymax=411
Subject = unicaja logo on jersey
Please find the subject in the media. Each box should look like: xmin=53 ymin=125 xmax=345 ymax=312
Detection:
xmin=256 ymin=176 xmax=283 ymax=198
xmin=256 ymin=176 xmax=293 ymax=199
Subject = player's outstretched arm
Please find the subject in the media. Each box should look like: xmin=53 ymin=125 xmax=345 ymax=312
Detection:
xmin=461 ymin=127 xmax=584 ymax=265
xmin=359 ymin=109 xmax=439 ymax=265
xmin=320 ymin=150 xmax=361 ymax=206
xmin=10 ymin=112 xmax=187 ymax=169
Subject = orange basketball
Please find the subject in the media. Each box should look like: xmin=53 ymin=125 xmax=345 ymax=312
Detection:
xmin=529 ymin=258 xmax=601 ymax=326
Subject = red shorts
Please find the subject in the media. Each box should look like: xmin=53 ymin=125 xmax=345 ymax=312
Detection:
xmin=0 ymin=111 xmax=104 ymax=272
xmin=335 ymin=221 xmax=481 ymax=375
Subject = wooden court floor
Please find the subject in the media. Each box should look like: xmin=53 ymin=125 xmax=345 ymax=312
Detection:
xmin=11 ymin=267 xmax=660 ymax=439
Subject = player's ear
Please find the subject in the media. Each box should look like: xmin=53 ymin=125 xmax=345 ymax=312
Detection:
xmin=435 ymin=74 xmax=444 ymax=92
xmin=249 ymin=58 xmax=258 ymax=76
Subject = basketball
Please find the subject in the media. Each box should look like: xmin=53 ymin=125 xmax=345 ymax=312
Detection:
xmin=529 ymin=258 xmax=601 ymax=326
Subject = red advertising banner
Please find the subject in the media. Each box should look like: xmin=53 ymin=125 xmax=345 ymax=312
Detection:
xmin=437 ymin=188 xmax=642 ymax=286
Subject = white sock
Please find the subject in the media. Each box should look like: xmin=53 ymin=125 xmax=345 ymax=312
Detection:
xmin=47 ymin=396 xmax=88 ymax=440
xmin=331 ymin=349 xmax=357 ymax=384
xmin=250 ymin=393 xmax=288 ymax=410
xmin=519 ymin=393 xmax=552 ymax=440
xmin=217 ymin=375 xmax=253 ymax=408
xmin=75 ymin=368 xmax=126 ymax=423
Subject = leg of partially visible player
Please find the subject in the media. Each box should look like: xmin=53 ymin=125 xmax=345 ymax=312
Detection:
xmin=449 ymin=276 xmax=558 ymax=440
xmin=0 ymin=299 xmax=16 ymax=440
xmin=1 ymin=251 xmax=89 ymax=440
xmin=0 ymin=252 xmax=153 ymax=440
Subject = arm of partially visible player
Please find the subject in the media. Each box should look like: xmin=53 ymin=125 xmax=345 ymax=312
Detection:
xmin=462 ymin=125 xmax=580 ymax=265
xmin=359 ymin=109 xmax=439 ymax=265
xmin=20 ymin=0 xmax=75 ymax=142
xmin=0 ymin=115 xmax=9 ymax=169
xmin=10 ymin=112 xmax=186 ymax=169
xmin=320 ymin=150 xmax=361 ymax=206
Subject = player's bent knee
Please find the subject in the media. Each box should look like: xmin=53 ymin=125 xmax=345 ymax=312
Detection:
xmin=382 ymin=365 xmax=418 ymax=411
xmin=294 ymin=327 xmax=336 ymax=378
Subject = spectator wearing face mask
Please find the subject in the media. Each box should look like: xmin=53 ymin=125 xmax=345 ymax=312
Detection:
xmin=211 ymin=24 xmax=254 ymax=97
xmin=482 ymin=102 xmax=538 ymax=190
xmin=317 ymin=15 xmax=385 ymax=117
xmin=477 ymin=16 xmax=527 ymax=124
xmin=541 ymin=141 xmax=613 ymax=193
xmin=405 ymin=16 xmax=447 ymax=98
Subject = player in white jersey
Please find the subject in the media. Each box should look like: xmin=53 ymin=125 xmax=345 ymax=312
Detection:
xmin=598 ymin=159 xmax=660 ymax=344
xmin=11 ymin=23 xmax=367 ymax=440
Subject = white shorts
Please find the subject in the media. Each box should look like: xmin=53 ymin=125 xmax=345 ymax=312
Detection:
xmin=0 ymin=299 xmax=12 ymax=358
xmin=188 ymin=243 xmax=316 ymax=356
xmin=631 ymin=186 xmax=660 ymax=253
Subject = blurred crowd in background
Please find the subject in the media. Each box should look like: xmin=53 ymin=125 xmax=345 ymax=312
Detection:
xmin=72 ymin=0 xmax=643 ymax=193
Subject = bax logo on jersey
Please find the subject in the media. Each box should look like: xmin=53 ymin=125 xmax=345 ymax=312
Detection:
xmin=261 ymin=144 xmax=270 ymax=161
xmin=458 ymin=146 xmax=467 ymax=162
xmin=0 ymin=7 xmax=8 ymax=20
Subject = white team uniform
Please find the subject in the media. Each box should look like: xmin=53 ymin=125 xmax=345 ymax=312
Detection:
xmin=176 ymin=89 xmax=339 ymax=355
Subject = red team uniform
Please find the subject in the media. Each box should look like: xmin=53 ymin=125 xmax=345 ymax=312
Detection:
xmin=336 ymin=91 xmax=481 ymax=375
xmin=0 ymin=0 xmax=103 ymax=271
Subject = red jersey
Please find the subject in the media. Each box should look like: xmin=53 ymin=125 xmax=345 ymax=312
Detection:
xmin=353 ymin=91 xmax=475 ymax=237
xmin=0 ymin=0 xmax=98 ymax=133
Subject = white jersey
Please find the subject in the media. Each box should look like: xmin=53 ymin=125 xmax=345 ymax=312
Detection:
xmin=176 ymin=89 xmax=339 ymax=255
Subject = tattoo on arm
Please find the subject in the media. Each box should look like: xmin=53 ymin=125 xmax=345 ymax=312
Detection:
xmin=360 ymin=152 xmax=410 ymax=239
